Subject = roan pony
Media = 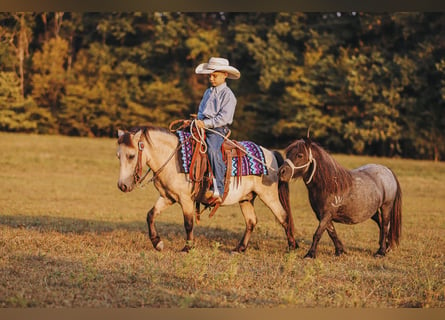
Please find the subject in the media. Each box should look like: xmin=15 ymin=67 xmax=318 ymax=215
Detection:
xmin=279 ymin=138 xmax=402 ymax=258
xmin=117 ymin=125 xmax=297 ymax=252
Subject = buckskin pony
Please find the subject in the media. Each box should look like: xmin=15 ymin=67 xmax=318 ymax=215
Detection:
xmin=279 ymin=137 xmax=402 ymax=258
xmin=116 ymin=125 xmax=296 ymax=252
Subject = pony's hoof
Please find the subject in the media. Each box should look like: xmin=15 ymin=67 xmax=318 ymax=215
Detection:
xmin=304 ymin=252 xmax=316 ymax=259
xmin=232 ymin=245 xmax=247 ymax=253
xmin=335 ymin=250 xmax=346 ymax=256
xmin=181 ymin=245 xmax=192 ymax=253
xmin=155 ymin=241 xmax=164 ymax=251
xmin=180 ymin=240 xmax=194 ymax=253
xmin=374 ymin=252 xmax=385 ymax=258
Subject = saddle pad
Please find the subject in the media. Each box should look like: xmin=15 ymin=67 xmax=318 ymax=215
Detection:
xmin=177 ymin=130 xmax=268 ymax=176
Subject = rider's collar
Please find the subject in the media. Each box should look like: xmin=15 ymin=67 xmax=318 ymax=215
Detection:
xmin=211 ymin=82 xmax=227 ymax=94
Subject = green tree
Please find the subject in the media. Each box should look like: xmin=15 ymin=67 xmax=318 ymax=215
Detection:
xmin=31 ymin=36 xmax=69 ymax=121
xmin=341 ymin=49 xmax=402 ymax=156
xmin=0 ymin=71 xmax=54 ymax=133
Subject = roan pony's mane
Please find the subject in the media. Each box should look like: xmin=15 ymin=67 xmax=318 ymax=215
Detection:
xmin=289 ymin=139 xmax=353 ymax=195
xmin=118 ymin=125 xmax=174 ymax=147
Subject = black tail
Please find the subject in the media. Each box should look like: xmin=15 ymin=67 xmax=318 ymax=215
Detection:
xmin=273 ymin=151 xmax=295 ymax=238
xmin=273 ymin=150 xmax=284 ymax=168
xmin=389 ymin=170 xmax=402 ymax=248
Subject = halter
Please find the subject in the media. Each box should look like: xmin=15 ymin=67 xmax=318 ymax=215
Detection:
xmin=133 ymin=136 xmax=181 ymax=188
xmin=284 ymin=147 xmax=317 ymax=184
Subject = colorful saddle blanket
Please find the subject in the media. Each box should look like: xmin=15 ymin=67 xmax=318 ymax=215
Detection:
xmin=177 ymin=130 xmax=268 ymax=176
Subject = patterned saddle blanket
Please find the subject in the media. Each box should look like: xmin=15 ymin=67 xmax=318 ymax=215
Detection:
xmin=177 ymin=130 xmax=268 ymax=176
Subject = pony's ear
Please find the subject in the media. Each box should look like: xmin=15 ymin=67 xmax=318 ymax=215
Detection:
xmin=304 ymin=126 xmax=312 ymax=145
xmin=133 ymin=130 xmax=143 ymax=142
xmin=117 ymin=129 xmax=125 ymax=138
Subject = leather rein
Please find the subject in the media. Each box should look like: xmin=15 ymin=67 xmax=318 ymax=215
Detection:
xmin=133 ymin=137 xmax=181 ymax=188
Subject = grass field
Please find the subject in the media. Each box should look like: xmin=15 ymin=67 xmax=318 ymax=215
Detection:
xmin=0 ymin=132 xmax=444 ymax=307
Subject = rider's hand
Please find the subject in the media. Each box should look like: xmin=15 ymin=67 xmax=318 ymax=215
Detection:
xmin=195 ymin=120 xmax=206 ymax=129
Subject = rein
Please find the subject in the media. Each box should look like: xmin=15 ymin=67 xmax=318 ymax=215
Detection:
xmin=189 ymin=120 xmax=208 ymax=154
xmin=284 ymin=147 xmax=317 ymax=184
xmin=134 ymin=136 xmax=182 ymax=188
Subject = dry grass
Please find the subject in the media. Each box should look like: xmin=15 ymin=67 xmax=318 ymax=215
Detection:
xmin=0 ymin=132 xmax=444 ymax=307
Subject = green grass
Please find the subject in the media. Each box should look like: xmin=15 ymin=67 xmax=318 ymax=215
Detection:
xmin=0 ymin=132 xmax=444 ymax=307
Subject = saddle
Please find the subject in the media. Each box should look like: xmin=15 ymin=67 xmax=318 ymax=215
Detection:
xmin=171 ymin=119 xmax=268 ymax=222
xmin=187 ymin=126 xmax=246 ymax=221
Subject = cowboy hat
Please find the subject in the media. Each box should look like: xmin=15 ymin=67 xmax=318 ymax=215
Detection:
xmin=195 ymin=57 xmax=240 ymax=79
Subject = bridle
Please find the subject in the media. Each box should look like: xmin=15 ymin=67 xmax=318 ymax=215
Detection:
xmin=133 ymin=136 xmax=181 ymax=187
xmin=284 ymin=147 xmax=317 ymax=184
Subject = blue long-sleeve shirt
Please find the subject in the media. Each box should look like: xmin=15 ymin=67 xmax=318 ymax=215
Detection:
xmin=197 ymin=82 xmax=237 ymax=129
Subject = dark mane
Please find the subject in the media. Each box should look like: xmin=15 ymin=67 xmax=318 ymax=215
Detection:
xmin=309 ymin=141 xmax=353 ymax=195
xmin=128 ymin=125 xmax=171 ymax=135
xmin=118 ymin=124 xmax=173 ymax=147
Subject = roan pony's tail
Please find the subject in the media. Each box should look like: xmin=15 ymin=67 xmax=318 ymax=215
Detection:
xmin=273 ymin=151 xmax=296 ymax=242
xmin=389 ymin=170 xmax=402 ymax=248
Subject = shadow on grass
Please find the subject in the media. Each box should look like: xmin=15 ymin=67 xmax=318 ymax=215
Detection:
xmin=2 ymin=215 xmax=382 ymax=256
xmin=0 ymin=214 xmax=247 ymax=246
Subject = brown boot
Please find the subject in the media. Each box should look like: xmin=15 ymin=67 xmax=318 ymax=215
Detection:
xmin=204 ymin=190 xmax=222 ymax=204
xmin=213 ymin=196 xmax=222 ymax=204
xmin=204 ymin=190 xmax=214 ymax=199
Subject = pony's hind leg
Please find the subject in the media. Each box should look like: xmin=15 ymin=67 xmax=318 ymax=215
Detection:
xmin=371 ymin=210 xmax=385 ymax=257
xmin=326 ymin=221 xmax=346 ymax=256
xmin=147 ymin=196 xmax=173 ymax=251
xmin=257 ymin=189 xmax=297 ymax=250
xmin=180 ymin=199 xmax=196 ymax=252
xmin=235 ymin=198 xmax=258 ymax=252
xmin=374 ymin=206 xmax=391 ymax=257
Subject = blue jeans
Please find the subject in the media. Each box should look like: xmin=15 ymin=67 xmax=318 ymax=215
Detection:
xmin=206 ymin=127 xmax=228 ymax=196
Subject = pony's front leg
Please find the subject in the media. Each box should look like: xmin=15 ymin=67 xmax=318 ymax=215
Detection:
xmin=305 ymin=213 xmax=331 ymax=259
xmin=326 ymin=221 xmax=346 ymax=256
xmin=147 ymin=196 xmax=173 ymax=251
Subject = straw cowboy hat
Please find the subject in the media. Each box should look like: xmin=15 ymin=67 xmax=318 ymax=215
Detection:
xmin=195 ymin=57 xmax=241 ymax=79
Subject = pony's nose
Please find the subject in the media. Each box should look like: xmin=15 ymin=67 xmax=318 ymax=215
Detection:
xmin=118 ymin=182 xmax=127 ymax=192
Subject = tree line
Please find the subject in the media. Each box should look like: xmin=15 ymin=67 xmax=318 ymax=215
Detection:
xmin=0 ymin=12 xmax=444 ymax=161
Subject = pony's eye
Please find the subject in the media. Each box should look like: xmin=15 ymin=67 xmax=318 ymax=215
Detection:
xmin=128 ymin=154 xmax=136 ymax=160
xmin=297 ymin=153 xmax=304 ymax=159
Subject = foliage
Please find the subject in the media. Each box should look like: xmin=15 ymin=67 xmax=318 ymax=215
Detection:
xmin=0 ymin=71 xmax=54 ymax=133
xmin=31 ymin=37 xmax=69 ymax=117
xmin=0 ymin=12 xmax=444 ymax=160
